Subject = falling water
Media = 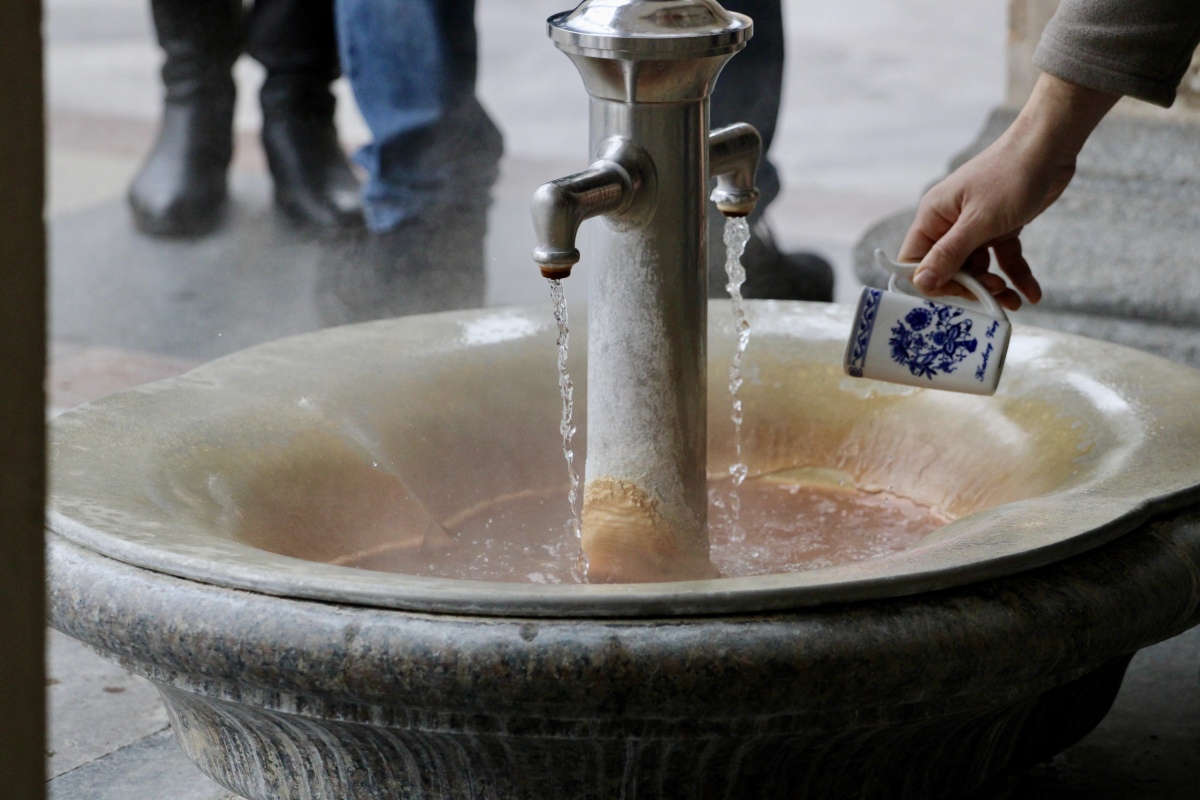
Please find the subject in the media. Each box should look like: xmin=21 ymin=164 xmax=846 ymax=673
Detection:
xmin=549 ymin=279 xmax=585 ymax=573
xmin=723 ymin=216 xmax=752 ymax=539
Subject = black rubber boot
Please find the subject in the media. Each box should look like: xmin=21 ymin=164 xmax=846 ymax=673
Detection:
xmin=708 ymin=212 xmax=835 ymax=303
xmin=739 ymin=216 xmax=835 ymax=302
xmin=248 ymin=0 xmax=364 ymax=231
xmin=315 ymin=96 xmax=501 ymax=325
xmin=128 ymin=0 xmax=240 ymax=238
xmin=259 ymin=77 xmax=364 ymax=230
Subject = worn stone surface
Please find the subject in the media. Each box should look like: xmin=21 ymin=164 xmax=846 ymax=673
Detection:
xmin=47 ymin=495 xmax=1200 ymax=800
xmin=47 ymin=623 xmax=1200 ymax=799
xmin=855 ymin=110 xmax=1200 ymax=366
xmin=48 ymin=300 xmax=1200 ymax=622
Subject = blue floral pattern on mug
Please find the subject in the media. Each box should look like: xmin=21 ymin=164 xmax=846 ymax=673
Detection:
xmin=889 ymin=302 xmax=978 ymax=379
xmin=846 ymin=288 xmax=883 ymax=378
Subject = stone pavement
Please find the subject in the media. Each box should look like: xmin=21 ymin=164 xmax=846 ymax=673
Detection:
xmin=43 ymin=0 xmax=1200 ymax=797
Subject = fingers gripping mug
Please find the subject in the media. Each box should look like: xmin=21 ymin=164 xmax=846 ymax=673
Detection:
xmin=843 ymin=250 xmax=1012 ymax=395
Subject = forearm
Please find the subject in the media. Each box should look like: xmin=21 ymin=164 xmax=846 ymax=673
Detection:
xmin=900 ymin=75 xmax=1117 ymax=306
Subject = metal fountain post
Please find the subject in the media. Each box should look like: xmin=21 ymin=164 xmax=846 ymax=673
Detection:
xmin=532 ymin=0 xmax=760 ymax=581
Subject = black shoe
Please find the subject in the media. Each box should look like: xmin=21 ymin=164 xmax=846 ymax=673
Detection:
xmin=245 ymin=0 xmax=362 ymax=230
xmin=128 ymin=91 xmax=234 ymax=237
xmin=709 ymin=215 xmax=835 ymax=302
xmin=265 ymin=88 xmax=367 ymax=231
xmin=261 ymin=77 xmax=365 ymax=231
xmin=316 ymin=204 xmax=487 ymax=326
xmin=263 ymin=115 xmax=364 ymax=231
xmin=128 ymin=0 xmax=241 ymax=237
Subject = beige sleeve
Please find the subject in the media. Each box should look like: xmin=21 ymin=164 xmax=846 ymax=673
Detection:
xmin=1033 ymin=0 xmax=1200 ymax=107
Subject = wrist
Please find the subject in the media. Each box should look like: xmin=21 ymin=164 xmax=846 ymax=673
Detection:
xmin=1008 ymin=72 xmax=1119 ymax=165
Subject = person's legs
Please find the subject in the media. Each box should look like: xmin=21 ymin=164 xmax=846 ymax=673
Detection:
xmin=709 ymin=0 xmax=833 ymax=302
xmin=334 ymin=0 xmax=500 ymax=232
xmin=128 ymin=0 xmax=241 ymax=237
xmin=247 ymin=0 xmax=364 ymax=229
xmin=319 ymin=0 xmax=502 ymax=323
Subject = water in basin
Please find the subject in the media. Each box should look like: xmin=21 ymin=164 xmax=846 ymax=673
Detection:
xmin=330 ymin=469 xmax=951 ymax=583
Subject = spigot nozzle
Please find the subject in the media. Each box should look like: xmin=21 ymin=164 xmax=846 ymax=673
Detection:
xmin=531 ymin=138 xmax=656 ymax=282
xmin=709 ymin=122 xmax=762 ymax=218
xmin=536 ymin=249 xmax=579 ymax=280
xmin=710 ymin=187 xmax=759 ymax=217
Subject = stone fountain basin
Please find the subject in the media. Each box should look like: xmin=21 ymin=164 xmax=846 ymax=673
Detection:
xmin=49 ymin=301 xmax=1200 ymax=616
xmin=46 ymin=301 xmax=1200 ymax=799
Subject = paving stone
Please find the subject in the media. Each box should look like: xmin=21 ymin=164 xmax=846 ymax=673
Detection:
xmin=48 ymin=730 xmax=237 ymax=800
xmin=49 ymin=171 xmax=327 ymax=361
xmin=49 ymin=344 xmax=196 ymax=409
xmin=48 ymin=167 xmax=558 ymax=362
xmin=46 ymin=630 xmax=169 ymax=779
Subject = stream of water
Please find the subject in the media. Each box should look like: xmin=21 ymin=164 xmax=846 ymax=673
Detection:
xmin=549 ymin=279 xmax=585 ymax=574
xmin=722 ymin=216 xmax=752 ymax=540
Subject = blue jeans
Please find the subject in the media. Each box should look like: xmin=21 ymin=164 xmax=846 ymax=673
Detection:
xmin=335 ymin=0 xmax=502 ymax=232
xmin=336 ymin=0 xmax=780 ymax=234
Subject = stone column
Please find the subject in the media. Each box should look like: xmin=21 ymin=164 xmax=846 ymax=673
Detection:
xmin=0 ymin=0 xmax=47 ymax=795
xmin=1005 ymin=0 xmax=1061 ymax=109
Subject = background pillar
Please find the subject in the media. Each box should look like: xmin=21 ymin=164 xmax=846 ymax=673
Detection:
xmin=0 ymin=0 xmax=48 ymax=795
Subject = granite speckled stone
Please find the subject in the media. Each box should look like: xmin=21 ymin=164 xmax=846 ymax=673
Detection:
xmin=48 ymin=503 xmax=1200 ymax=800
xmin=855 ymin=110 xmax=1200 ymax=366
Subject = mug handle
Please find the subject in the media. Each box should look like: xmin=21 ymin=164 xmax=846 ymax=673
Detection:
xmin=874 ymin=249 xmax=1008 ymax=321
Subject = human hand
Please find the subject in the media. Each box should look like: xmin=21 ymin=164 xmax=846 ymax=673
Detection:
xmin=899 ymin=73 xmax=1119 ymax=311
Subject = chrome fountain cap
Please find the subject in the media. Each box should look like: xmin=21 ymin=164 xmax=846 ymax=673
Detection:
xmin=548 ymin=0 xmax=751 ymax=59
xmin=533 ymin=0 xmax=762 ymax=580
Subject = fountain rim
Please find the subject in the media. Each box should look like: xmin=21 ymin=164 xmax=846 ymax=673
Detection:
xmin=45 ymin=494 xmax=1199 ymax=618
xmin=47 ymin=302 xmax=1200 ymax=619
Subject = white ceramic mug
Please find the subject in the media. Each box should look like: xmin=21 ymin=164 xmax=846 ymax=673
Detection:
xmin=843 ymin=250 xmax=1011 ymax=395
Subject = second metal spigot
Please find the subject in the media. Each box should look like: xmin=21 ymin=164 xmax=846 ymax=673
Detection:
xmin=533 ymin=122 xmax=760 ymax=279
xmin=530 ymin=0 xmax=762 ymax=582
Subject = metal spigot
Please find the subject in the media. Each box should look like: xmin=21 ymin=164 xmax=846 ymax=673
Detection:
xmin=709 ymin=122 xmax=762 ymax=217
xmin=532 ymin=138 xmax=656 ymax=279
xmin=533 ymin=124 xmax=760 ymax=278
xmin=530 ymin=0 xmax=762 ymax=581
